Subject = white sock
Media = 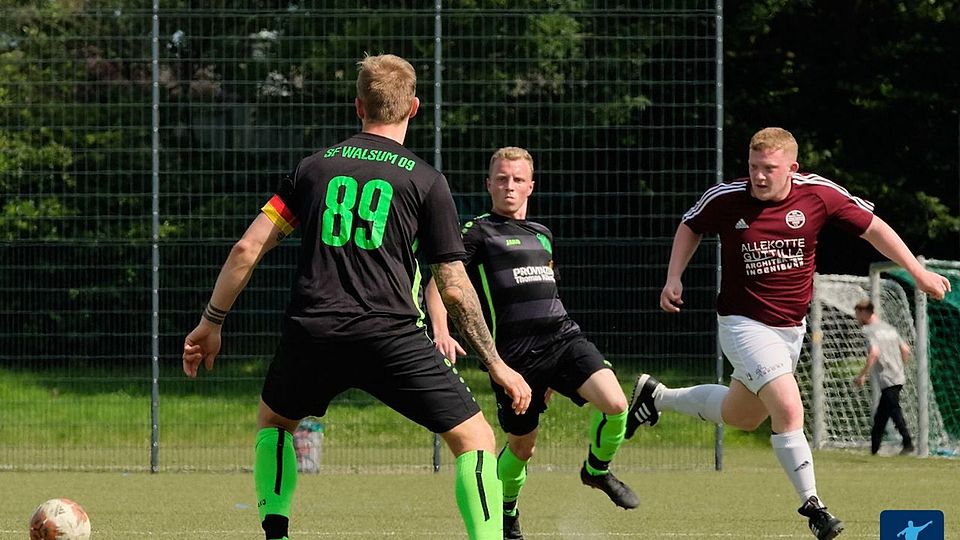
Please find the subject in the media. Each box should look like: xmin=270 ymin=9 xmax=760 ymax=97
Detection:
xmin=771 ymin=429 xmax=817 ymax=503
xmin=655 ymin=384 xmax=727 ymax=424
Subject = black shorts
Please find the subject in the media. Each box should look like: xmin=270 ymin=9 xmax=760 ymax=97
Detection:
xmin=493 ymin=334 xmax=611 ymax=436
xmin=261 ymin=324 xmax=480 ymax=434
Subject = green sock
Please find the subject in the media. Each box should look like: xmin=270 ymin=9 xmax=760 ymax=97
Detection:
xmin=254 ymin=427 xmax=298 ymax=539
xmin=585 ymin=410 xmax=626 ymax=475
xmin=497 ymin=445 xmax=527 ymax=515
xmin=455 ymin=450 xmax=503 ymax=540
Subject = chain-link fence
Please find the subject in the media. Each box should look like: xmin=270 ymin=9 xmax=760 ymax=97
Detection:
xmin=0 ymin=1 xmax=721 ymax=472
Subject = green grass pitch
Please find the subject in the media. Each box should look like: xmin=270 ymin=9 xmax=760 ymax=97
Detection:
xmin=1 ymin=447 xmax=957 ymax=539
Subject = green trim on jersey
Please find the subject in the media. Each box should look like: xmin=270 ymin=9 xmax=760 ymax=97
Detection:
xmin=535 ymin=232 xmax=552 ymax=254
xmin=411 ymin=239 xmax=425 ymax=327
xmin=412 ymin=261 xmax=424 ymax=327
xmin=477 ymin=263 xmax=497 ymax=341
xmin=461 ymin=213 xmax=490 ymax=235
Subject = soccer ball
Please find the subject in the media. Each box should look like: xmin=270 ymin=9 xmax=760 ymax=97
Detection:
xmin=29 ymin=498 xmax=91 ymax=540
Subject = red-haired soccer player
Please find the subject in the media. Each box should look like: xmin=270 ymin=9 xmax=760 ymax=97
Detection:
xmin=626 ymin=127 xmax=950 ymax=540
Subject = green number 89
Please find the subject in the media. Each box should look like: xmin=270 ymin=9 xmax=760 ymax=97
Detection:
xmin=320 ymin=176 xmax=394 ymax=249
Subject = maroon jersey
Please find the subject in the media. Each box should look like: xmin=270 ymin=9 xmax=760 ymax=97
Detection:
xmin=682 ymin=172 xmax=875 ymax=327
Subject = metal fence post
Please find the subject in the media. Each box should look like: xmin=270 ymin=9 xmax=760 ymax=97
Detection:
xmin=810 ymin=274 xmax=826 ymax=449
xmin=915 ymin=257 xmax=930 ymax=457
xmin=150 ymin=0 xmax=162 ymax=474
xmin=432 ymin=0 xmax=444 ymax=474
xmin=713 ymin=0 xmax=725 ymax=473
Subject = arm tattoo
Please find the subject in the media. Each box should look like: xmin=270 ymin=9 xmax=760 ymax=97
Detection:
xmin=430 ymin=262 xmax=501 ymax=368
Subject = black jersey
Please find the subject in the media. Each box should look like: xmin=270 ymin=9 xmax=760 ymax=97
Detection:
xmin=461 ymin=213 xmax=579 ymax=362
xmin=262 ymin=132 xmax=465 ymax=339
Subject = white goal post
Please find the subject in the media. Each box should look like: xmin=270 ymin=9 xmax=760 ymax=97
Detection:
xmin=798 ymin=259 xmax=960 ymax=457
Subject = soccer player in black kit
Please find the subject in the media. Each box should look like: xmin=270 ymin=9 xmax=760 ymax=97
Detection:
xmin=182 ymin=55 xmax=531 ymax=540
xmin=426 ymin=147 xmax=638 ymax=540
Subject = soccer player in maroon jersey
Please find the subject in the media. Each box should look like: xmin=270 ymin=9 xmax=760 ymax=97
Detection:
xmin=625 ymin=127 xmax=950 ymax=540
xmin=182 ymin=54 xmax=531 ymax=540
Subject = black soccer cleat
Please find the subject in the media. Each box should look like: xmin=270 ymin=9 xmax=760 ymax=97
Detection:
xmin=579 ymin=465 xmax=640 ymax=509
xmin=625 ymin=374 xmax=664 ymax=439
xmin=798 ymin=496 xmax=844 ymax=540
xmin=503 ymin=510 xmax=524 ymax=540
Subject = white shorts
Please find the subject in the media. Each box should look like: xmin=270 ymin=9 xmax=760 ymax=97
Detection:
xmin=718 ymin=315 xmax=805 ymax=394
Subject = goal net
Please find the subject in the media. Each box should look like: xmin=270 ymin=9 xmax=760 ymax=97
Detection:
xmin=796 ymin=261 xmax=960 ymax=456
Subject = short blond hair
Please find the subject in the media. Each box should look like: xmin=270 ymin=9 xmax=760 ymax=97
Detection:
xmin=488 ymin=146 xmax=534 ymax=178
xmin=356 ymin=54 xmax=416 ymax=124
xmin=749 ymin=127 xmax=798 ymax=160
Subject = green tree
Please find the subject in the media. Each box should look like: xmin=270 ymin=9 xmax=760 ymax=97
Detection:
xmin=724 ymin=0 xmax=960 ymax=268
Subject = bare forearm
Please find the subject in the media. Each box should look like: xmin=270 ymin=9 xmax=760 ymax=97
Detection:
xmin=861 ymin=216 xmax=924 ymax=275
xmin=424 ymin=277 xmax=452 ymax=337
xmin=859 ymin=353 xmax=878 ymax=378
xmin=206 ymin=215 xmax=279 ymax=315
xmin=208 ymin=241 xmax=262 ymax=311
xmin=667 ymin=223 xmax=702 ymax=280
xmin=430 ymin=261 xmax=502 ymax=368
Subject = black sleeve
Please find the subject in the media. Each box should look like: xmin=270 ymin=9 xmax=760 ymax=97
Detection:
xmin=273 ymin=162 xmax=302 ymax=215
xmin=419 ymin=173 xmax=466 ymax=264
xmin=276 ymin=170 xmax=296 ymax=200
xmin=461 ymin=220 xmax=483 ymax=266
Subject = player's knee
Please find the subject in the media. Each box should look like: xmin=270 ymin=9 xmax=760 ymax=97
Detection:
xmin=596 ymin=395 xmax=627 ymax=415
xmin=597 ymin=400 xmax=627 ymax=416
xmin=512 ymin=443 xmax=535 ymax=461
xmin=768 ymin=407 xmax=804 ymax=433
xmin=584 ymin=388 xmax=628 ymax=416
xmin=778 ymin=401 xmax=805 ymax=425
xmin=256 ymin=401 xmax=298 ymax=432
xmin=470 ymin=417 xmax=496 ymax=449
xmin=445 ymin=415 xmax=496 ymax=455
